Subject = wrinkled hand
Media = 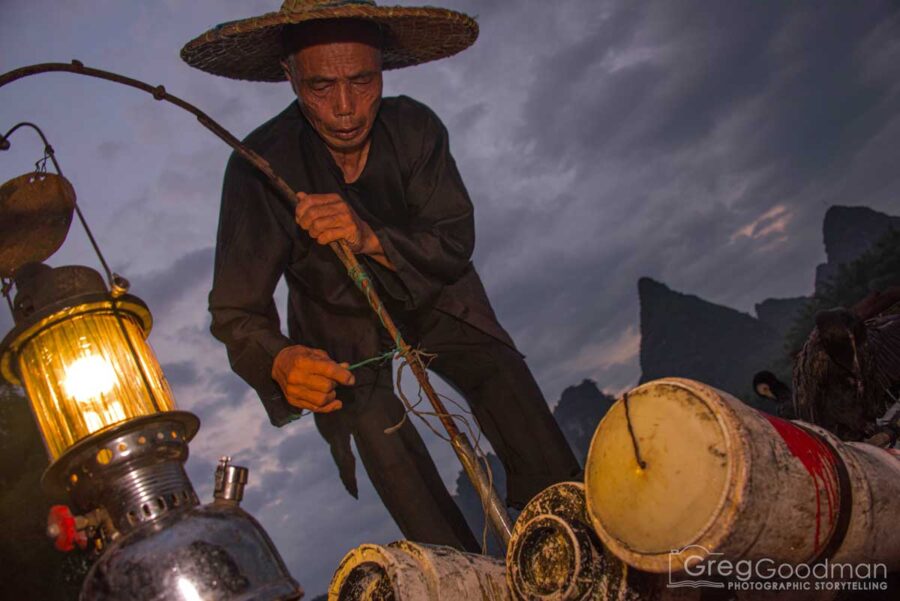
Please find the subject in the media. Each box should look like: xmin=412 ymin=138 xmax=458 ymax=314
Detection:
xmin=295 ymin=192 xmax=377 ymax=254
xmin=272 ymin=345 xmax=355 ymax=413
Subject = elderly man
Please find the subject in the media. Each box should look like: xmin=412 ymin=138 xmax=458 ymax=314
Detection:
xmin=182 ymin=1 xmax=579 ymax=551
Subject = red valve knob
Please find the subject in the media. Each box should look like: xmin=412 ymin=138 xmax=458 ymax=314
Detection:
xmin=47 ymin=505 xmax=87 ymax=552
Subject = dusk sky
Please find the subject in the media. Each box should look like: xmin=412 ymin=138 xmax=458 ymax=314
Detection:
xmin=2 ymin=0 xmax=900 ymax=595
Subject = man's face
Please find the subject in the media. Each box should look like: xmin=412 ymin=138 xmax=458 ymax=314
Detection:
xmin=284 ymin=40 xmax=383 ymax=154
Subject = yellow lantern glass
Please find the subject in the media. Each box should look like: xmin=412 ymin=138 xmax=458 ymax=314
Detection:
xmin=1 ymin=297 xmax=176 ymax=460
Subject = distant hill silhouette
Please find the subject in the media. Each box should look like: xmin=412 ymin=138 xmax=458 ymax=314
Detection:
xmin=638 ymin=277 xmax=784 ymax=408
xmin=639 ymin=205 xmax=899 ymax=405
xmin=816 ymin=206 xmax=900 ymax=292
xmin=552 ymin=379 xmax=615 ymax=460
xmin=755 ymin=297 xmax=808 ymax=338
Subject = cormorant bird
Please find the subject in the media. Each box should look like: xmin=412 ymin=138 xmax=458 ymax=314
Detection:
xmin=753 ymin=371 xmax=794 ymax=418
xmin=793 ymin=308 xmax=900 ymax=441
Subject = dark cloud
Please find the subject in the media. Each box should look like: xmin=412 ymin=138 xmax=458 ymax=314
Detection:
xmin=208 ymin=368 xmax=252 ymax=406
xmin=173 ymin=323 xmax=217 ymax=348
xmin=161 ymin=360 xmax=197 ymax=388
xmin=447 ymin=102 xmax=488 ymax=136
xmin=129 ymin=246 xmax=214 ymax=314
xmin=4 ymin=0 xmax=900 ymax=596
xmin=426 ymin=0 xmax=900 ymax=398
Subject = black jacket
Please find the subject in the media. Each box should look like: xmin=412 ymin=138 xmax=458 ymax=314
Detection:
xmin=208 ymin=96 xmax=516 ymax=425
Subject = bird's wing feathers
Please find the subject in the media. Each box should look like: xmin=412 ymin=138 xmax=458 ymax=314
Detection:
xmin=793 ymin=330 xmax=824 ymax=423
xmin=868 ymin=313 xmax=900 ymax=392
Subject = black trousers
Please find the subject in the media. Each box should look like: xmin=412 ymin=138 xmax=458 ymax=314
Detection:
xmin=314 ymin=310 xmax=580 ymax=552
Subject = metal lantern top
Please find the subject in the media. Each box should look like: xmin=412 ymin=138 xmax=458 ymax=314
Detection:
xmin=0 ymin=171 xmax=76 ymax=278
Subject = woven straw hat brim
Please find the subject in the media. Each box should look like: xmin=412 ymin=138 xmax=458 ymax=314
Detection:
xmin=181 ymin=5 xmax=478 ymax=82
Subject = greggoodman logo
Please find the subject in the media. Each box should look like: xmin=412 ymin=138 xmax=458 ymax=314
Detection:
xmin=667 ymin=545 xmax=889 ymax=593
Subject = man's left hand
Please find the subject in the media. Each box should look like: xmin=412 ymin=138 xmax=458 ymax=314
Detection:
xmin=295 ymin=192 xmax=377 ymax=254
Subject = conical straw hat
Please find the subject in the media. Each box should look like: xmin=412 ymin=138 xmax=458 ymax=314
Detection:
xmin=181 ymin=0 xmax=478 ymax=82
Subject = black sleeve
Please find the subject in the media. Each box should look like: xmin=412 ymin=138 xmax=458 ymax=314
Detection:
xmin=208 ymin=152 xmax=300 ymax=426
xmin=365 ymin=106 xmax=475 ymax=310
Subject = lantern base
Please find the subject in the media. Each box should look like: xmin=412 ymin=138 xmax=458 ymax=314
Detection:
xmin=80 ymin=501 xmax=304 ymax=601
xmin=42 ymin=411 xmax=305 ymax=600
xmin=44 ymin=411 xmax=200 ymax=538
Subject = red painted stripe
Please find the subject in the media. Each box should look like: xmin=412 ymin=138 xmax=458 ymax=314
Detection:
xmin=763 ymin=415 xmax=841 ymax=555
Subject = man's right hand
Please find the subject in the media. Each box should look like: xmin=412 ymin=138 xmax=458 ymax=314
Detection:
xmin=271 ymin=345 xmax=355 ymax=413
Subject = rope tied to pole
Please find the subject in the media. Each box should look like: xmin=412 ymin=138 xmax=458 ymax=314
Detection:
xmin=386 ymin=347 xmax=497 ymax=552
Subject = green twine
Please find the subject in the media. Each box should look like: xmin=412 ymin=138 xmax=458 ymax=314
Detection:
xmin=346 ymin=263 xmax=405 ymax=351
xmin=348 ymin=348 xmax=398 ymax=371
xmin=347 ymin=264 xmax=368 ymax=290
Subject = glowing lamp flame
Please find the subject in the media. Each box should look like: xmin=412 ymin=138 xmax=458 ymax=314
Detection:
xmin=62 ymin=355 xmax=117 ymax=402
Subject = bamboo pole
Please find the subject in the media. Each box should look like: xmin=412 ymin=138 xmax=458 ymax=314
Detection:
xmin=0 ymin=61 xmax=513 ymax=547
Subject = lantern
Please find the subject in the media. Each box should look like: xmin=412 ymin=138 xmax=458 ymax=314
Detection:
xmin=0 ymin=131 xmax=303 ymax=600
xmin=1 ymin=264 xmax=176 ymax=460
